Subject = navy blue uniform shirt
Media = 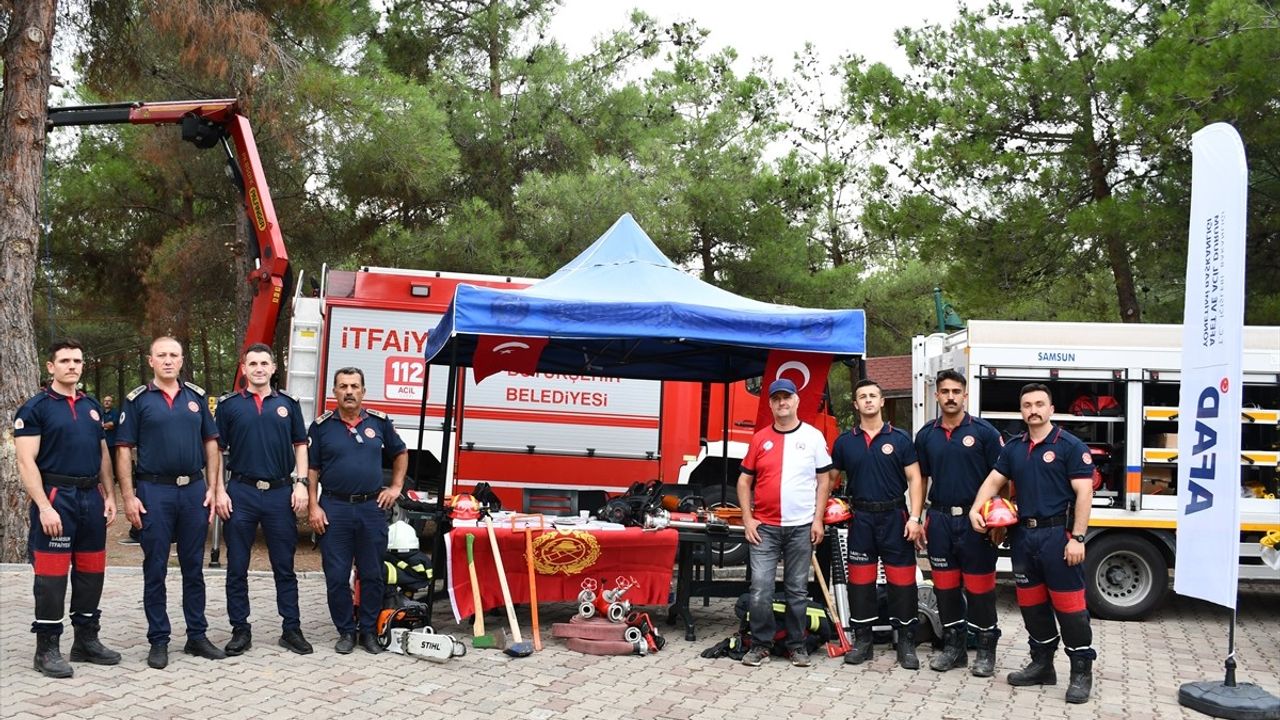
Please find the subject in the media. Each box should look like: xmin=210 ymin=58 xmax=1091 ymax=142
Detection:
xmin=101 ymin=406 xmax=119 ymax=447
xmin=914 ymin=413 xmax=1003 ymax=506
xmin=115 ymin=383 xmax=218 ymax=476
xmin=14 ymin=389 xmax=105 ymax=477
xmin=994 ymin=425 xmax=1093 ymax=518
xmin=831 ymin=423 xmax=918 ymax=502
xmin=307 ymin=409 xmax=406 ymax=494
xmin=216 ymin=389 xmax=307 ymax=480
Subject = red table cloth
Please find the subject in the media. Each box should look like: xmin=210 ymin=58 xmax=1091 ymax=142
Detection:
xmin=446 ymin=526 xmax=677 ymax=623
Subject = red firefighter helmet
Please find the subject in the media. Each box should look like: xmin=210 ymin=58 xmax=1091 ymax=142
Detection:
xmin=824 ymin=497 xmax=852 ymax=525
xmin=980 ymin=497 xmax=1018 ymax=528
xmin=447 ymin=493 xmax=480 ymax=520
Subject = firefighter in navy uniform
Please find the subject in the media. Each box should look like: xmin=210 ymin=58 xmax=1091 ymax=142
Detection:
xmin=306 ymin=366 xmax=407 ymax=655
xmin=830 ymin=379 xmax=926 ymax=669
xmin=970 ymin=382 xmax=1097 ymax=704
xmin=216 ymin=343 xmax=313 ymax=656
xmin=914 ymin=369 xmax=1004 ymax=676
xmin=115 ymin=336 xmax=231 ymax=670
xmin=15 ymin=340 xmax=121 ymax=677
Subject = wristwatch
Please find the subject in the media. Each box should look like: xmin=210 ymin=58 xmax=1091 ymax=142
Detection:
xmin=910 ymin=515 xmax=924 ymax=525
xmin=1071 ymin=533 xmax=1086 ymax=543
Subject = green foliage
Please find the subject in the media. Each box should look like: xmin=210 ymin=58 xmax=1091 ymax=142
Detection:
xmin=31 ymin=0 xmax=1279 ymax=402
xmin=845 ymin=0 xmax=1280 ymax=326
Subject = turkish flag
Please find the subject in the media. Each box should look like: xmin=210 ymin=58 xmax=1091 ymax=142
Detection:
xmin=754 ymin=350 xmax=833 ymax=430
xmin=472 ymin=335 xmax=549 ymax=383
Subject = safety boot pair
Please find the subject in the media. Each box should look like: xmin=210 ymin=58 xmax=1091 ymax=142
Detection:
xmin=34 ymin=634 xmax=73 ymax=678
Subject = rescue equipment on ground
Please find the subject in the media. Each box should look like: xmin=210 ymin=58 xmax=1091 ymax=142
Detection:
xmin=576 ymin=576 xmax=638 ymax=622
xmin=375 ymin=602 xmax=466 ymax=662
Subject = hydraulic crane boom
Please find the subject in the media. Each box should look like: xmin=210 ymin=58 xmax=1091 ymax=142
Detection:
xmin=46 ymin=99 xmax=291 ymax=380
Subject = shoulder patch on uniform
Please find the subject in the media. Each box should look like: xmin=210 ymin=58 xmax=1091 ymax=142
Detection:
xmin=276 ymin=388 xmax=296 ymax=402
xmin=314 ymin=410 xmax=333 ymax=424
xmin=126 ymin=385 xmax=148 ymax=401
xmin=183 ymin=381 xmax=206 ymax=397
xmin=366 ymin=408 xmax=388 ymax=419
xmin=218 ymin=391 xmax=237 ymax=403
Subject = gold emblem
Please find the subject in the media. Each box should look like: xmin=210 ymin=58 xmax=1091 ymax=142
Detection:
xmin=531 ymin=530 xmax=601 ymax=576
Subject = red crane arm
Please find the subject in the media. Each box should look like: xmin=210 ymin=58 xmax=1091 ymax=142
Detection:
xmin=47 ymin=99 xmax=291 ymax=374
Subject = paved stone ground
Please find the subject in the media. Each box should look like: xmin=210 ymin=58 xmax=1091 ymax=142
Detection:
xmin=1 ymin=566 xmax=1276 ymax=720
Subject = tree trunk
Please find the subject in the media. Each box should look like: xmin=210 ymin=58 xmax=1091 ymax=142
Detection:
xmin=487 ymin=0 xmax=502 ymax=99
xmin=0 ymin=0 xmax=59 ymax=563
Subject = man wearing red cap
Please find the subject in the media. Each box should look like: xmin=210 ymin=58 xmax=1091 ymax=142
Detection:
xmin=737 ymin=378 xmax=833 ymax=668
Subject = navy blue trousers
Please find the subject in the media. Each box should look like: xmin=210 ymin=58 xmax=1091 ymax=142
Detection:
xmin=318 ymin=497 xmax=387 ymax=635
xmin=137 ymin=479 xmax=210 ymax=645
xmin=224 ymin=482 xmax=300 ymax=633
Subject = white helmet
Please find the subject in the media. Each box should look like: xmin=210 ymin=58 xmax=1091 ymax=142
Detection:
xmin=387 ymin=521 xmax=419 ymax=553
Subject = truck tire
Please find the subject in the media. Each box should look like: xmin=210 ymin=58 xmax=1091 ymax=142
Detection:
xmin=700 ymin=484 xmax=748 ymax=566
xmin=1084 ymin=533 xmax=1168 ymax=620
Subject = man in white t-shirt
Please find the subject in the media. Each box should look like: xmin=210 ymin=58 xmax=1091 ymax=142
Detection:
xmin=737 ymin=378 xmax=833 ymax=667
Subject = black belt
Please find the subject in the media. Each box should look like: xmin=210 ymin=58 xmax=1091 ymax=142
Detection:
xmin=1020 ymin=514 xmax=1069 ymax=528
xmin=41 ymin=473 xmax=99 ymax=489
xmin=136 ymin=472 xmax=203 ymax=487
xmin=852 ymin=499 xmax=905 ymax=513
xmin=230 ymin=473 xmax=291 ymax=490
xmin=929 ymin=504 xmax=968 ymax=517
xmin=323 ymin=490 xmax=380 ymax=503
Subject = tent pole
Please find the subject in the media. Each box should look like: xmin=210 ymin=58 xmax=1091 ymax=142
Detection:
xmin=438 ymin=342 xmax=459 ymax=506
xmin=721 ymin=381 xmax=730 ymax=506
xmin=412 ymin=361 xmax=430 ymax=492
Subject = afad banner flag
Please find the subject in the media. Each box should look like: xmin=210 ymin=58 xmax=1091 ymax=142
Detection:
xmin=472 ymin=335 xmax=550 ymax=384
xmin=754 ymin=350 xmax=833 ymax=431
xmin=1174 ymin=123 xmax=1247 ymax=610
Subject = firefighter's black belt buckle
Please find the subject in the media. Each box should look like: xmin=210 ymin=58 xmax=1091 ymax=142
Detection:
xmin=256 ymin=480 xmax=271 ymax=490
xmin=176 ymin=475 xmax=191 ymax=487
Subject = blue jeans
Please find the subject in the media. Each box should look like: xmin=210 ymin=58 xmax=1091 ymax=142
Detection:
xmin=747 ymin=523 xmax=812 ymax=651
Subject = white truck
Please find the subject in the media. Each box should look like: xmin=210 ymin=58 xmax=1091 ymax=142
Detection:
xmin=912 ymin=320 xmax=1280 ymax=619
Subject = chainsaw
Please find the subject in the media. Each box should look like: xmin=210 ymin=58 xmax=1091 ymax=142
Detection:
xmin=376 ymin=602 xmax=467 ymax=662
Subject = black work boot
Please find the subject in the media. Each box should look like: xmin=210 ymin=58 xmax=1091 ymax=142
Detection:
xmin=34 ymin=634 xmax=73 ymax=678
xmin=895 ymin=625 xmax=920 ymax=670
xmin=971 ymin=629 xmax=999 ymax=678
xmin=844 ymin=627 xmax=874 ymax=665
xmin=1065 ymin=656 xmax=1093 ymax=703
xmin=69 ymin=623 xmax=122 ymax=665
xmin=930 ymin=627 xmax=968 ymax=672
xmin=224 ymin=627 xmax=252 ymax=656
xmin=1007 ymin=644 xmax=1058 ymax=686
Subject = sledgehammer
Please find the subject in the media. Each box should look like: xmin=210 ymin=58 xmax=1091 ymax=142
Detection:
xmin=466 ymin=533 xmax=508 ymax=650
xmin=484 ymin=514 xmax=534 ymax=657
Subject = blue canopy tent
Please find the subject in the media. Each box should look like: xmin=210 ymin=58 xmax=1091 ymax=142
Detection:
xmin=423 ymin=213 xmax=866 ymax=379
xmin=414 ymin=213 xmax=865 ymax=505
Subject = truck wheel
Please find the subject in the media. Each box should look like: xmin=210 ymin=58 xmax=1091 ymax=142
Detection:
xmin=1084 ymin=533 xmax=1168 ymax=620
xmin=700 ymin=485 xmax=748 ymax=566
